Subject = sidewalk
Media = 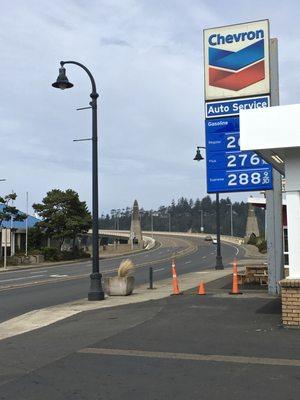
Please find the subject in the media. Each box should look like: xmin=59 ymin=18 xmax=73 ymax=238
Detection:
xmin=1 ymin=271 xmax=299 ymax=400
xmin=0 ymin=267 xmax=232 ymax=340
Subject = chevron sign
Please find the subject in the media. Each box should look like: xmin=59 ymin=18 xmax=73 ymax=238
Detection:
xmin=204 ymin=20 xmax=270 ymax=100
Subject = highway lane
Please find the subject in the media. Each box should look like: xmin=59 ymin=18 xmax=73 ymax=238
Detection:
xmin=0 ymin=236 xmax=191 ymax=291
xmin=0 ymin=235 xmax=244 ymax=323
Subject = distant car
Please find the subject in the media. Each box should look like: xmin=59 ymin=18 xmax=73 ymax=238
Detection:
xmin=205 ymin=235 xmax=212 ymax=241
xmin=212 ymin=237 xmax=217 ymax=244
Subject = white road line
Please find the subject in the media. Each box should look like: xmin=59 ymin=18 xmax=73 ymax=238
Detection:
xmin=185 ymin=261 xmax=191 ymax=264
xmin=232 ymin=245 xmax=239 ymax=256
xmin=0 ymin=275 xmax=45 ymax=283
xmin=30 ymin=270 xmax=48 ymax=274
xmin=49 ymin=274 xmax=69 ymax=278
xmin=153 ymin=268 xmax=165 ymax=272
xmin=202 ymin=256 xmax=206 ymax=259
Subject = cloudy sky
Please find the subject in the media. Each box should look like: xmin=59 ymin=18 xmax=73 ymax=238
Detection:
xmin=0 ymin=0 xmax=299 ymax=215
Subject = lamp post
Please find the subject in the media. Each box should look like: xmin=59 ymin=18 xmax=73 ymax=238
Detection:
xmin=227 ymin=202 xmax=233 ymax=236
xmin=200 ymin=209 xmax=204 ymax=232
xmin=52 ymin=61 xmax=104 ymax=301
xmin=151 ymin=211 xmax=154 ymax=238
xmin=194 ymin=146 xmax=224 ymax=270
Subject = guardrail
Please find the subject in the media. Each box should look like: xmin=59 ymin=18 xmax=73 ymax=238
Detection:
xmin=98 ymin=229 xmax=243 ymax=248
xmin=140 ymin=231 xmax=244 ymax=245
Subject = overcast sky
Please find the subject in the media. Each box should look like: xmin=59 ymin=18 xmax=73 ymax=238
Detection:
xmin=0 ymin=0 xmax=299 ymax=215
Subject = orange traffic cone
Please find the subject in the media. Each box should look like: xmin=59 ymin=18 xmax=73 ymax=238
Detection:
xmin=229 ymin=259 xmax=242 ymax=295
xmin=171 ymin=260 xmax=181 ymax=295
xmin=198 ymin=281 xmax=206 ymax=295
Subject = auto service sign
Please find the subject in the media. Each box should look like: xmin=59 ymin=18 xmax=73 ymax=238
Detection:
xmin=204 ymin=20 xmax=270 ymax=100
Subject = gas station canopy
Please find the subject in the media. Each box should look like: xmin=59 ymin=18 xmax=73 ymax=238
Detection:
xmin=239 ymin=103 xmax=300 ymax=176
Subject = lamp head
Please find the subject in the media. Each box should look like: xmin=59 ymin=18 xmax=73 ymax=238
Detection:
xmin=52 ymin=67 xmax=73 ymax=90
xmin=193 ymin=146 xmax=204 ymax=161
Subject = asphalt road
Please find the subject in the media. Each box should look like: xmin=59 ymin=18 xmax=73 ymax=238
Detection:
xmin=0 ymin=273 xmax=299 ymax=399
xmin=0 ymin=235 xmax=243 ymax=323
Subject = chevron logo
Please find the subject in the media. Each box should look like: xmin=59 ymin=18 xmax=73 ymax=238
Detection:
xmin=209 ymin=39 xmax=265 ymax=91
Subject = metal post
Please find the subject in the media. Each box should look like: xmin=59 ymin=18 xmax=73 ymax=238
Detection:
xmin=89 ymin=86 xmax=104 ymax=300
xmin=148 ymin=266 xmax=154 ymax=289
xmin=25 ymin=191 xmax=28 ymax=257
xmin=4 ymin=228 xmax=7 ymax=270
xmin=230 ymin=203 xmax=233 ymax=236
xmin=200 ymin=210 xmax=204 ymax=232
xmin=58 ymin=61 xmax=105 ymax=301
xmin=266 ymin=39 xmax=283 ymax=295
xmin=10 ymin=191 xmax=15 ymax=256
xmin=215 ymin=193 xmax=224 ymax=270
xmin=151 ymin=212 xmax=154 ymax=238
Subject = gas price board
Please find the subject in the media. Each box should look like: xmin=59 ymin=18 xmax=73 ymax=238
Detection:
xmin=205 ymin=116 xmax=273 ymax=193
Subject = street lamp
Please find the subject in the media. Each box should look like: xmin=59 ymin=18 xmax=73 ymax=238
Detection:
xmin=193 ymin=146 xmax=224 ymax=270
xmin=52 ymin=61 xmax=104 ymax=301
xmin=227 ymin=202 xmax=234 ymax=236
xmin=151 ymin=211 xmax=154 ymax=238
xmin=199 ymin=209 xmax=204 ymax=233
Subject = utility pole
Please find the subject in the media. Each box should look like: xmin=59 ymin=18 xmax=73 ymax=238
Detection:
xmin=200 ymin=209 xmax=204 ymax=232
xmin=25 ymin=191 xmax=28 ymax=257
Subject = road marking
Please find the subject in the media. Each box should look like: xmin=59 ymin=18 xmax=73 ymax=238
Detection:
xmin=0 ymin=239 xmax=198 ymax=292
xmin=202 ymin=256 xmax=207 ymax=259
xmin=50 ymin=274 xmax=69 ymax=278
xmin=232 ymin=245 xmax=239 ymax=256
xmin=185 ymin=261 xmax=191 ymax=264
xmin=153 ymin=268 xmax=165 ymax=272
xmin=78 ymin=348 xmax=300 ymax=368
xmin=0 ymin=275 xmax=45 ymax=283
xmin=30 ymin=270 xmax=48 ymax=274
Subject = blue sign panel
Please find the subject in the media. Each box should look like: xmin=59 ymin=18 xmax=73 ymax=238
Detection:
xmin=205 ymin=95 xmax=270 ymax=118
xmin=205 ymin=116 xmax=273 ymax=193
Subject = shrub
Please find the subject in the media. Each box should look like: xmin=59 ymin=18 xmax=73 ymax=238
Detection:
xmin=41 ymin=247 xmax=60 ymax=261
xmin=60 ymin=249 xmax=91 ymax=260
xmin=40 ymin=247 xmax=91 ymax=262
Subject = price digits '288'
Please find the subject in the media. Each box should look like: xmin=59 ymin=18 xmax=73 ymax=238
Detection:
xmin=228 ymin=171 xmax=270 ymax=187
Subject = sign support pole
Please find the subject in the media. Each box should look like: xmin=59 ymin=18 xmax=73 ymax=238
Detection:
xmin=4 ymin=228 xmax=7 ymax=270
xmin=266 ymin=38 xmax=284 ymax=295
xmin=215 ymin=193 xmax=224 ymax=270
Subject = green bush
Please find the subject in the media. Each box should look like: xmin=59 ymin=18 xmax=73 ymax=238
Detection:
xmin=41 ymin=247 xmax=61 ymax=261
xmin=61 ymin=249 xmax=91 ymax=260
xmin=41 ymin=247 xmax=90 ymax=262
